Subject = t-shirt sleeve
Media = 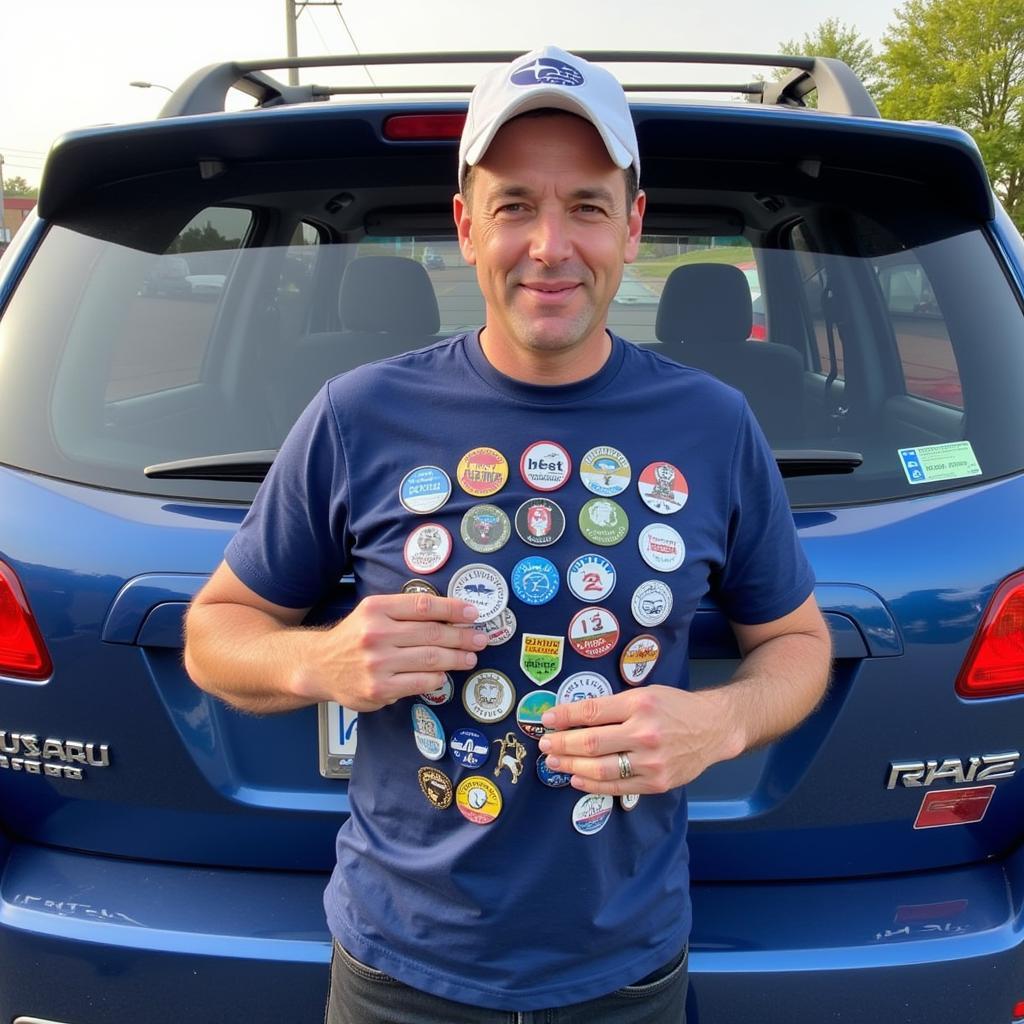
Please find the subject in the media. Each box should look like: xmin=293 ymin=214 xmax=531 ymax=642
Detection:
xmin=713 ymin=400 xmax=816 ymax=625
xmin=224 ymin=385 xmax=351 ymax=608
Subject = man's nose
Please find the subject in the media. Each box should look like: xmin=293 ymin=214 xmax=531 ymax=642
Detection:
xmin=529 ymin=210 xmax=573 ymax=265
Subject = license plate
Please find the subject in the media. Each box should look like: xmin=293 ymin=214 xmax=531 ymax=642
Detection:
xmin=318 ymin=702 xmax=358 ymax=778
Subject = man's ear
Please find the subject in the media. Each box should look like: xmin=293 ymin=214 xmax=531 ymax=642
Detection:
xmin=624 ymin=190 xmax=646 ymax=264
xmin=453 ymin=193 xmax=476 ymax=266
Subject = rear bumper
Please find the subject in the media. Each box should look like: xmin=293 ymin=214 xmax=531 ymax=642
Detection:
xmin=2 ymin=841 xmax=1023 ymax=1024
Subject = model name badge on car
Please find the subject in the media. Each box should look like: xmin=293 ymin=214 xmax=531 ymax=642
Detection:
xmin=886 ymin=751 xmax=1019 ymax=790
xmin=0 ymin=730 xmax=111 ymax=782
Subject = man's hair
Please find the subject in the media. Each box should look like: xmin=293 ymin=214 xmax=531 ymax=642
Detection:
xmin=460 ymin=108 xmax=639 ymax=212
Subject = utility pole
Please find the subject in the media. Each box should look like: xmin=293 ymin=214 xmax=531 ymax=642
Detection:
xmin=0 ymin=155 xmax=8 ymax=246
xmin=285 ymin=0 xmax=299 ymax=86
xmin=286 ymin=1 xmax=362 ymax=88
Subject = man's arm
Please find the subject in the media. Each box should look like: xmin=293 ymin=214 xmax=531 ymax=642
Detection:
xmin=538 ymin=593 xmax=831 ymax=794
xmin=184 ymin=561 xmax=486 ymax=715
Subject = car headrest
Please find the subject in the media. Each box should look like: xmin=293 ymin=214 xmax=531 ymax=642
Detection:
xmin=655 ymin=263 xmax=753 ymax=345
xmin=338 ymin=256 xmax=441 ymax=335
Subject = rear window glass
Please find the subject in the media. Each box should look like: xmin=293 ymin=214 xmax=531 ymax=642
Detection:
xmin=1 ymin=191 xmax=1022 ymax=506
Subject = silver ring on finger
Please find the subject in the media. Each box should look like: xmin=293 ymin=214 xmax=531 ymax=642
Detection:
xmin=617 ymin=752 xmax=634 ymax=780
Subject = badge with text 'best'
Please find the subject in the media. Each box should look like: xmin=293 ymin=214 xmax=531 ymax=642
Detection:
xmin=520 ymin=633 xmax=564 ymax=685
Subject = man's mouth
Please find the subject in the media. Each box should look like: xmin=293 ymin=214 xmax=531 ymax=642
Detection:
xmin=519 ymin=282 xmax=580 ymax=298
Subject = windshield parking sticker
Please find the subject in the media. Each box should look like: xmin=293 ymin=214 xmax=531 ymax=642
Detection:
xmin=898 ymin=442 xmax=981 ymax=485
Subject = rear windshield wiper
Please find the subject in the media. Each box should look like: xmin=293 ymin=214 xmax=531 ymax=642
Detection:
xmin=146 ymin=448 xmax=862 ymax=484
xmin=773 ymin=450 xmax=863 ymax=477
xmin=144 ymin=450 xmax=278 ymax=482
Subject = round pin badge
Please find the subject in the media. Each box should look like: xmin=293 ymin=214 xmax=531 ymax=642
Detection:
xmin=421 ymin=673 xmax=455 ymax=706
xmin=631 ymin=580 xmax=673 ymax=627
xmin=516 ymin=690 xmax=556 ymax=739
xmin=474 ymin=607 xmax=517 ymax=646
xmin=456 ymin=775 xmax=503 ymax=825
xmin=411 ymin=703 xmax=445 ymax=761
xmin=402 ymin=578 xmax=440 ymax=597
xmin=567 ymin=607 xmax=620 ymax=659
xmin=460 ymin=504 xmax=511 ymax=554
xmin=638 ymin=461 xmax=688 ymax=515
xmin=514 ymin=498 xmax=565 ymax=547
xmin=566 ymin=553 xmax=616 ymax=602
xmin=619 ymin=635 xmax=660 ymax=685
xmin=556 ymin=670 xmax=614 ymax=704
xmin=638 ymin=523 xmax=686 ymax=572
xmin=462 ymin=669 xmax=515 ymax=724
xmin=536 ymin=753 xmax=572 ymax=788
xmin=511 ymin=556 xmax=560 ymax=606
xmin=451 ymin=727 xmax=491 ymax=769
xmin=418 ymin=766 xmax=454 ymax=810
xmin=572 ymin=793 xmax=614 ymax=835
xmin=448 ymin=563 xmax=509 ymax=622
xmin=620 ymin=792 xmax=640 ymax=811
xmin=457 ymin=447 xmax=509 ymax=498
xmin=579 ymin=498 xmax=629 ymax=547
xmin=399 ymin=466 xmax=452 ymax=515
xmin=403 ymin=523 xmax=453 ymax=575
xmin=580 ymin=445 xmax=631 ymax=497
xmin=520 ymin=441 xmax=572 ymax=492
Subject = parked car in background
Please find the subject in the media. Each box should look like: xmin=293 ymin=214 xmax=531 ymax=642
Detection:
xmin=1 ymin=49 xmax=1023 ymax=1024
xmin=422 ymin=245 xmax=445 ymax=269
xmin=141 ymin=253 xmax=191 ymax=297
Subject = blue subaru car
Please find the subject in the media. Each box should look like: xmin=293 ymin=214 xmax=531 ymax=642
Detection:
xmin=1 ymin=51 xmax=1023 ymax=1023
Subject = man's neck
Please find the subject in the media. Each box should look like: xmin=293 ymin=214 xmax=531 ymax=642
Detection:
xmin=477 ymin=328 xmax=612 ymax=386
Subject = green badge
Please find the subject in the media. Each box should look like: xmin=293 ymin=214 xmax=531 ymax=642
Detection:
xmin=460 ymin=503 xmax=512 ymax=553
xmin=520 ymin=633 xmax=564 ymax=685
xmin=579 ymin=498 xmax=629 ymax=546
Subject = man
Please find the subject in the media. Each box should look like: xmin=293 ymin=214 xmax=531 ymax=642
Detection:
xmin=184 ymin=45 xmax=831 ymax=1023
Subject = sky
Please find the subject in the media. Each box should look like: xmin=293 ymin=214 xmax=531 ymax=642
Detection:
xmin=0 ymin=0 xmax=903 ymax=188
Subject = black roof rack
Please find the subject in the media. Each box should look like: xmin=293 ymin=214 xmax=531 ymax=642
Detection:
xmin=159 ymin=51 xmax=879 ymax=121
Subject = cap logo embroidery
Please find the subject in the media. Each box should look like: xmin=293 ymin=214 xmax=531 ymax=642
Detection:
xmin=510 ymin=58 xmax=584 ymax=88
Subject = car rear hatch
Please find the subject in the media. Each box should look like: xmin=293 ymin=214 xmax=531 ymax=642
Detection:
xmin=2 ymin=96 xmax=1024 ymax=1021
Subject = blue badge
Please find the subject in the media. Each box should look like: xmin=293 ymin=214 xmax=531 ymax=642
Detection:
xmin=399 ymin=466 xmax=451 ymax=515
xmin=411 ymin=704 xmax=445 ymax=761
xmin=451 ymin=727 xmax=490 ymax=769
xmin=536 ymin=753 xmax=572 ymax=788
xmin=510 ymin=57 xmax=584 ymax=88
xmin=511 ymin=556 xmax=560 ymax=605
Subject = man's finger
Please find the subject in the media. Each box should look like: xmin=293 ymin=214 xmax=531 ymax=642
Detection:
xmin=538 ymin=722 xmax=630 ymax=759
xmin=388 ymin=645 xmax=479 ymax=675
xmin=392 ymin=620 xmax=488 ymax=651
xmin=541 ymin=692 xmax=632 ymax=732
xmin=381 ymin=593 xmax=479 ymax=623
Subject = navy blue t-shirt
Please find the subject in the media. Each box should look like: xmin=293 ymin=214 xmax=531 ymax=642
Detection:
xmin=225 ymin=330 xmax=814 ymax=1010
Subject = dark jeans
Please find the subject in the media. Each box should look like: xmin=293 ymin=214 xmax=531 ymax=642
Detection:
xmin=325 ymin=940 xmax=688 ymax=1024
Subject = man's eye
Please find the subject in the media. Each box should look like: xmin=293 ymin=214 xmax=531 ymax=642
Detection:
xmin=497 ymin=203 xmax=525 ymax=215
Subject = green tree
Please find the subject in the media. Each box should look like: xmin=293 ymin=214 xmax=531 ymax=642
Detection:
xmin=879 ymin=0 xmax=1024 ymax=227
xmin=1 ymin=175 xmax=38 ymax=198
xmin=775 ymin=18 xmax=884 ymax=106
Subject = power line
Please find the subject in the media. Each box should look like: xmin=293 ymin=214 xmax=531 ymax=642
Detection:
xmin=334 ymin=4 xmax=379 ymax=91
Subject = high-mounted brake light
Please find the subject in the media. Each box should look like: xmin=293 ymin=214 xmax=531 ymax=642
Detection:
xmin=383 ymin=113 xmax=466 ymax=141
xmin=0 ymin=559 xmax=52 ymax=680
xmin=956 ymin=570 xmax=1024 ymax=698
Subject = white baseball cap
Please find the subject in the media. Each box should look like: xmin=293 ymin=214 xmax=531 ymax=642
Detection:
xmin=459 ymin=45 xmax=640 ymax=190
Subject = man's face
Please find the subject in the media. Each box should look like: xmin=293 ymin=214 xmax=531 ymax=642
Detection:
xmin=454 ymin=114 xmax=644 ymax=362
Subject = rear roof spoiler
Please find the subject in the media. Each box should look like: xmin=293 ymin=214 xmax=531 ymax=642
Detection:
xmin=157 ymin=51 xmax=880 ymax=120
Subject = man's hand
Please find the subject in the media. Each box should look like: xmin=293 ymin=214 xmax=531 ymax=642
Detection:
xmin=301 ymin=594 xmax=486 ymax=712
xmin=184 ymin=561 xmax=486 ymax=715
xmin=538 ymin=686 xmax=737 ymax=795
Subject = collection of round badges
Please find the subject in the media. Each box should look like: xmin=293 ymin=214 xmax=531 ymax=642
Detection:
xmin=400 ymin=442 xmax=689 ymax=834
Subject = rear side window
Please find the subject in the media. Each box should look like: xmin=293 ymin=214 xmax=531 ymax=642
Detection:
xmin=107 ymin=207 xmax=252 ymax=401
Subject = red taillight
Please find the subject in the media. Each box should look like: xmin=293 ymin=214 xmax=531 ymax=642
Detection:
xmin=383 ymin=113 xmax=466 ymax=141
xmin=748 ymin=324 xmax=766 ymax=341
xmin=1012 ymin=998 xmax=1024 ymax=1023
xmin=956 ymin=571 xmax=1024 ymax=698
xmin=0 ymin=560 xmax=52 ymax=680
